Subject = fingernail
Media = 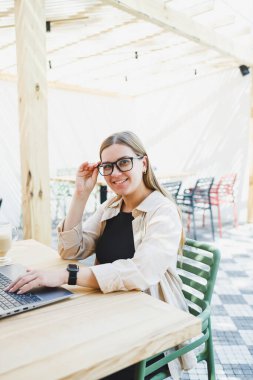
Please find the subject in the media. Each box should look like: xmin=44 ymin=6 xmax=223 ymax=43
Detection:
xmin=17 ymin=290 xmax=22 ymax=294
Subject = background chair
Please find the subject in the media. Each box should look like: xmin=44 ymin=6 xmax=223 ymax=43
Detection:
xmin=135 ymin=239 xmax=221 ymax=380
xmin=178 ymin=177 xmax=215 ymax=240
xmin=50 ymin=182 xmax=73 ymax=227
xmin=209 ymin=173 xmax=238 ymax=237
xmin=162 ymin=181 xmax=182 ymax=202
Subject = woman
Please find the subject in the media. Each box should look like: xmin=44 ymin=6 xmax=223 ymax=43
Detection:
xmin=6 ymin=131 xmax=196 ymax=379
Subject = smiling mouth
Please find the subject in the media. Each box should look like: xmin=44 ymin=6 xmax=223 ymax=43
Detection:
xmin=113 ymin=179 xmax=128 ymax=184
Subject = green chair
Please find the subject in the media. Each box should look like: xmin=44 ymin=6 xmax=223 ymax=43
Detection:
xmin=135 ymin=238 xmax=220 ymax=380
xmin=178 ymin=177 xmax=215 ymax=241
xmin=162 ymin=181 xmax=182 ymax=203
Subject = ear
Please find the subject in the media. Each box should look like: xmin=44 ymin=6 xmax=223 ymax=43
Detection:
xmin=142 ymin=155 xmax=148 ymax=173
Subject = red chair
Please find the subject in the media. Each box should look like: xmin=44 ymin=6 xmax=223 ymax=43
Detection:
xmin=209 ymin=173 xmax=238 ymax=237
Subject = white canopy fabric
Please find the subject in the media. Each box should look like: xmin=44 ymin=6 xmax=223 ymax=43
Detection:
xmin=0 ymin=0 xmax=252 ymax=228
xmin=0 ymin=0 xmax=253 ymax=95
xmin=0 ymin=67 xmax=250 ymax=226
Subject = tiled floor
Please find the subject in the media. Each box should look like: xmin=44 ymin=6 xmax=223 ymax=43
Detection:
xmin=180 ymin=222 xmax=253 ymax=380
xmin=52 ymin=220 xmax=253 ymax=380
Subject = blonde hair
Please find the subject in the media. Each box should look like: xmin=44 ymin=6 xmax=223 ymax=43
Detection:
xmin=99 ymin=131 xmax=185 ymax=253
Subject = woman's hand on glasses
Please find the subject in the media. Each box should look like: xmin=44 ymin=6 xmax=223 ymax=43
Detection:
xmin=75 ymin=161 xmax=100 ymax=196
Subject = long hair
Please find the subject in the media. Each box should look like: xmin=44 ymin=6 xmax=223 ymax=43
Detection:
xmin=99 ymin=131 xmax=185 ymax=253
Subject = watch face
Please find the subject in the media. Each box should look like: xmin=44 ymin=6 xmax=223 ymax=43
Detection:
xmin=67 ymin=264 xmax=79 ymax=285
xmin=68 ymin=264 xmax=79 ymax=272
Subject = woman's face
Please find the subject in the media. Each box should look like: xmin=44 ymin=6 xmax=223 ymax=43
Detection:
xmin=100 ymin=143 xmax=147 ymax=197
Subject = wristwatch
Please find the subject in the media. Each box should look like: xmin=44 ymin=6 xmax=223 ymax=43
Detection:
xmin=67 ymin=264 xmax=79 ymax=285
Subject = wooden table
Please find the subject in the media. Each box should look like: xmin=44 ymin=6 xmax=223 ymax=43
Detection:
xmin=50 ymin=176 xmax=107 ymax=187
xmin=158 ymin=172 xmax=196 ymax=181
xmin=1 ymin=240 xmax=201 ymax=380
xmin=50 ymin=176 xmax=108 ymax=204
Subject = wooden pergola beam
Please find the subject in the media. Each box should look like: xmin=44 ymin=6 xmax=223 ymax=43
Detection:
xmin=15 ymin=0 xmax=51 ymax=245
xmin=107 ymin=0 xmax=253 ymax=66
xmin=248 ymin=71 xmax=253 ymax=222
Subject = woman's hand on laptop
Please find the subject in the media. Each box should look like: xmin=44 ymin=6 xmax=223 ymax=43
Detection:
xmin=5 ymin=268 xmax=68 ymax=294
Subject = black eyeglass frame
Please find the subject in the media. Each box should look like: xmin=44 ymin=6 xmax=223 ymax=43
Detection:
xmin=98 ymin=156 xmax=144 ymax=176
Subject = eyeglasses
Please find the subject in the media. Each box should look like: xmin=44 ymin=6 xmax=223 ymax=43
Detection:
xmin=98 ymin=156 xmax=143 ymax=176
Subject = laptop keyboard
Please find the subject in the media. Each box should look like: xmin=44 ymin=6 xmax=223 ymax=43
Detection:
xmin=0 ymin=272 xmax=41 ymax=310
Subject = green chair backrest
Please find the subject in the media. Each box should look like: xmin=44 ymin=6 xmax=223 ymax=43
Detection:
xmin=177 ymin=238 xmax=220 ymax=318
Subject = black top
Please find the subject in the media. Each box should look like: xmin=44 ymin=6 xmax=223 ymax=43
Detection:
xmin=96 ymin=211 xmax=135 ymax=264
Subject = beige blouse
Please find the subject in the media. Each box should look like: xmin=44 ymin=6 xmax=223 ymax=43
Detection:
xmin=58 ymin=190 xmax=197 ymax=379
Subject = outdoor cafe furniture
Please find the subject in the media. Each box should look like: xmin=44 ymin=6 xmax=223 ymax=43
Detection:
xmin=1 ymin=239 xmax=201 ymax=380
xmin=162 ymin=181 xmax=182 ymax=202
xmin=136 ymin=239 xmax=220 ymax=380
xmin=209 ymin=173 xmax=238 ymax=237
xmin=50 ymin=181 xmax=73 ymax=226
xmin=178 ymin=177 xmax=215 ymax=240
xmin=50 ymin=177 xmax=105 ymax=224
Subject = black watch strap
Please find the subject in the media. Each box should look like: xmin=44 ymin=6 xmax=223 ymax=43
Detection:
xmin=67 ymin=264 xmax=79 ymax=285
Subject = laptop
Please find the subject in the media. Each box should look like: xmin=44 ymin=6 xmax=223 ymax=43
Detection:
xmin=0 ymin=264 xmax=73 ymax=318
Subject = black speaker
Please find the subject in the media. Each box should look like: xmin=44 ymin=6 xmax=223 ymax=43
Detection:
xmin=239 ymin=65 xmax=250 ymax=76
xmin=46 ymin=21 xmax=51 ymax=32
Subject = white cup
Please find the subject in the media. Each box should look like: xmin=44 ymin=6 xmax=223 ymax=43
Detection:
xmin=0 ymin=223 xmax=18 ymax=265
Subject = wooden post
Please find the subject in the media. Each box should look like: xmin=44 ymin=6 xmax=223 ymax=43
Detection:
xmin=248 ymin=72 xmax=253 ymax=222
xmin=15 ymin=0 xmax=51 ymax=245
